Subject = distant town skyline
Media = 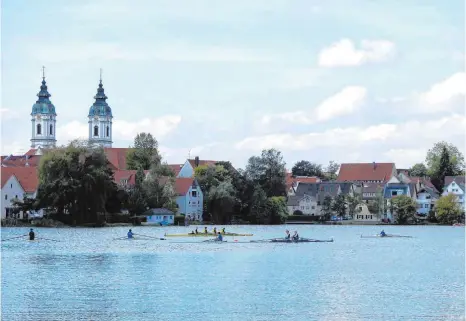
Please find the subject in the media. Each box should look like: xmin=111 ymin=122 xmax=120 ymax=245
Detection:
xmin=2 ymin=0 xmax=464 ymax=169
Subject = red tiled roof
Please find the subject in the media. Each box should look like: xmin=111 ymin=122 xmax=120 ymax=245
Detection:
xmin=337 ymin=163 xmax=396 ymax=182
xmin=113 ymin=170 xmax=137 ymax=185
xmin=188 ymin=159 xmax=218 ymax=168
xmin=286 ymin=172 xmax=319 ymax=189
xmin=0 ymin=155 xmax=42 ymax=167
xmin=1 ymin=167 xmax=39 ymax=193
xmin=445 ymin=176 xmax=465 ymax=186
xmin=175 ymin=177 xmax=195 ymax=195
xmin=167 ymin=164 xmax=183 ymax=176
xmin=25 ymin=149 xmax=38 ymax=156
xmin=104 ymin=148 xmax=131 ymax=170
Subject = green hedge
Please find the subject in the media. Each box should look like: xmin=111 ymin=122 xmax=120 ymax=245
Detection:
xmin=174 ymin=215 xmax=185 ymax=226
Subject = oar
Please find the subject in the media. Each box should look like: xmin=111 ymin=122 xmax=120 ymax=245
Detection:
xmin=36 ymin=237 xmax=61 ymax=242
xmin=113 ymin=236 xmax=128 ymax=240
xmin=134 ymin=233 xmax=166 ymax=240
xmin=1 ymin=234 xmax=28 ymax=241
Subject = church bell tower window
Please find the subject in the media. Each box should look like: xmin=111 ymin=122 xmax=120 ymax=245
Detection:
xmin=106 ymin=126 xmax=109 ymax=137
xmin=49 ymin=124 xmax=53 ymax=135
xmin=37 ymin=124 xmax=42 ymax=135
xmin=94 ymin=125 xmax=99 ymax=137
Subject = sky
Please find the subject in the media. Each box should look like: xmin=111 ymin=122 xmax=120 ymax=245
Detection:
xmin=1 ymin=0 xmax=465 ymax=170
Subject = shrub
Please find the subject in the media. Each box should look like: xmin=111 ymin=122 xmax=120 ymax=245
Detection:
xmin=293 ymin=210 xmax=303 ymax=215
xmin=174 ymin=215 xmax=185 ymax=226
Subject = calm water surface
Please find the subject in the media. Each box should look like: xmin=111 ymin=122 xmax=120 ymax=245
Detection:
xmin=1 ymin=225 xmax=464 ymax=321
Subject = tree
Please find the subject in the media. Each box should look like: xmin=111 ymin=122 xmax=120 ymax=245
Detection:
xmin=324 ymin=161 xmax=340 ymax=181
xmin=332 ymin=194 xmax=346 ymax=218
xmin=11 ymin=197 xmax=38 ymax=217
xmin=265 ymin=196 xmax=288 ymax=224
xmin=426 ymin=141 xmax=465 ymax=191
xmin=36 ymin=140 xmax=117 ymax=224
xmin=292 ymin=160 xmax=323 ymax=177
xmin=143 ymin=169 xmax=176 ymax=210
xmin=321 ymin=196 xmax=333 ymax=221
xmin=346 ymin=194 xmax=361 ymax=218
xmin=435 ymin=194 xmax=463 ymax=224
xmin=208 ymin=181 xmax=236 ymax=224
xmin=390 ymin=195 xmax=416 ymax=224
xmin=126 ymin=133 xmax=161 ymax=170
xmin=245 ymin=149 xmax=287 ymax=197
xmin=408 ymin=163 xmax=428 ymax=177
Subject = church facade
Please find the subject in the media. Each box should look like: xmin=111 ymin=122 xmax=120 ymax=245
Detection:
xmin=29 ymin=69 xmax=113 ymax=149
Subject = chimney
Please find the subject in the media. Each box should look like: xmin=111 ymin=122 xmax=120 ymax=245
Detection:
xmin=194 ymin=156 xmax=200 ymax=167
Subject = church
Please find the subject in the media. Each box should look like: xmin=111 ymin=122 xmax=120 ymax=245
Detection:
xmin=30 ymin=68 xmax=113 ymax=151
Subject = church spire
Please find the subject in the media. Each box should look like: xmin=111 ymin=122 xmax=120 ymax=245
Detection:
xmin=88 ymin=68 xmax=113 ymax=148
xmin=36 ymin=65 xmax=52 ymax=103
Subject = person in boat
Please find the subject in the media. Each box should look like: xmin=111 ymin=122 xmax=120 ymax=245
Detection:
xmin=216 ymin=232 xmax=223 ymax=242
xmin=292 ymin=231 xmax=299 ymax=241
xmin=29 ymin=228 xmax=35 ymax=241
xmin=380 ymin=230 xmax=386 ymax=237
xmin=204 ymin=227 xmax=208 ymax=234
xmin=222 ymin=228 xmax=226 ymax=234
xmin=213 ymin=227 xmax=217 ymax=234
xmin=285 ymin=230 xmax=291 ymax=240
xmin=127 ymin=229 xmax=134 ymax=239
xmin=189 ymin=230 xmax=195 ymax=235
xmin=195 ymin=228 xmax=198 ymax=234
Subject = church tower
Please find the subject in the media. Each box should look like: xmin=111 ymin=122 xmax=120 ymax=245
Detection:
xmin=30 ymin=67 xmax=57 ymax=149
xmin=88 ymin=69 xmax=113 ymax=147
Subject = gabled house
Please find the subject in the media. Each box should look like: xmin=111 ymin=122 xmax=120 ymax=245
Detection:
xmin=443 ymin=176 xmax=465 ymax=213
xmin=396 ymin=172 xmax=440 ymax=216
xmin=337 ymin=162 xmax=396 ymax=183
xmin=1 ymin=167 xmax=40 ymax=219
xmin=383 ymin=175 xmax=416 ymax=221
xmin=174 ymin=178 xmax=204 ymax=221
xmin=287 ymin=194 xmax=318 ymax=216
xmin=177 ymin=157 xmax=219 ymax=178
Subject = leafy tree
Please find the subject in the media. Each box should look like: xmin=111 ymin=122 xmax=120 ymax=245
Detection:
xmin=207 ymin=181 xmax=236 ymax=224
xmin=390 ymin=195 xmax=416 ymax=224
xmin=346 ymin=194 xmax=361 ymax=218
xmin=125 ymin=186 xmax=147 ymax=215
xmin=408 ymin=163 xmax=428 ymax=177
xmin=143 ymin=169 xmax=176 ymax=210
xmin=292 ymin=160 xmax=323 ymax=178
xmin=248 ymin=185 xmax=268 ymax=224
xmin=265 ymin=196 xmax=288 ymax=224
xmin=321 ymin=196 xmax=333 ymax=221
xmin=324 ymin=161 xmax=340 ymax=181
xmin=426 ymin=141 xmax=465 ymax=190
xmin=126 ymin=133 xmax=161 ymax=170
xmin=435 ymin=194 xmax=463 ymax=224
xmin=36 ymin=140 xmax=117 ymax=224
xmin=332 ymin=194 xmax=346 ymax=218
xmin=11 ymin=197 xmax=38 ymax=217
xmin=245 ymin=149 xmax=287 ymax=197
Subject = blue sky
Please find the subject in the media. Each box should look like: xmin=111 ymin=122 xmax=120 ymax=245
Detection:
xmin=1 ymin=0 xmax=465 ymax=170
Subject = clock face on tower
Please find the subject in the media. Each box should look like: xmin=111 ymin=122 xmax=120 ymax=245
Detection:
xmin=36 ymin=115 xmax=41 ymax=120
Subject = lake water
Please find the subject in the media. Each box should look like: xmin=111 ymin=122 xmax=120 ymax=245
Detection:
xmin=1 ymin=225 xmax=464 ymax=321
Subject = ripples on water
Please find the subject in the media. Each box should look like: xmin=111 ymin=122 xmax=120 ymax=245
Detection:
xmin=1 ymin=225 xmax=464 ymax=321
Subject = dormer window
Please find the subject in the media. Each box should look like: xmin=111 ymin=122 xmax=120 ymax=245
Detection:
xmin=192 ymin=190 xmax=197 ymax=197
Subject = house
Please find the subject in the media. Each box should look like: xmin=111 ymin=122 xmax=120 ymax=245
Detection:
xmin=1 ymin=167 xmax=40 ymax=219
xmin=353 ymin=203 xmax=378 ymax=223
xmin=142 ymin=208 xmax=175 ymax=225
xmin=286 ymin=173 xmax=320 ymax=195
xmin=397 ymin=173 xmax=440 ymax=216
xmin=361 ymin=182 xmax=385 ymax=202
xmin=383 ymin=175 xmax=416 ymax=221
xmin=175 ymin=178 xmax=204 ymax=221
xmin=177 ymin=157 xmax=219 ymax=178
xmin=287 ymin=194 xmax=318 ymax=216
xmin=443 ymin=176 xmax=465 ymax=212
xmin=337 ymin=162 xmax=397 ymax=183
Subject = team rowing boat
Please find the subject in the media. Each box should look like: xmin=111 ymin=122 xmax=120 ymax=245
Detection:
xmin=164 ymin=233 xmax=253 ymax=237
xmin=360 ymin=234 xmax=413 ymax=238
xmin=170 ymin=237 xmax=333 ymax=244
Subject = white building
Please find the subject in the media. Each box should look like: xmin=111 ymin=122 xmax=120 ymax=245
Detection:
xmin=287 ymin=194 xmax=319 ymax=216
xmin=30 ymin=70 xmax=57 ymax=149
xmin=353 ymin=203 xmax=379 ymax=223
xmin=443 ymin=176 xmax=465 ymax=212
xmin=1 ymin=167 xmax=41 ymax=219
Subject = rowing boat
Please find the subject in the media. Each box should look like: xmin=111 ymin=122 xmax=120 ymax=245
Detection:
xmin=253 ymin=238 xmax=334 ymax=243
xmin=360 ymin=234 xmax=413 ymax=238
xmin=164 ymin=233 xmax=253 ymax=237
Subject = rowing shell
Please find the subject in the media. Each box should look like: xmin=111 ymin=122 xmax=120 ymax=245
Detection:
xmin=164 ymin=233 xmax=253 ymax=237
xmin=360 ymin=234 xmax=413 ymax=238
xmin=255 ymin=238 xmax=334 ymax=243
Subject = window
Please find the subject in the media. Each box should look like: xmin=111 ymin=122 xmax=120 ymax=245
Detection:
xmin=15 ymin=195 xmax=17 ymax=199
xmin=4 ymin=195 xmax=7 ymax=200
xmin=49 ymin=124 xmax=53 ymax=135
xmin=10 ymin=184 xmax=12 ymax=188
xmin=311 ymin=206 xmax=315 ymax=209
xmin=36 ymin=124 xmax=42 ymax=135
xmin=391 ymin=191 xmax=397 ymax=196
xmin=106 ymin=126 xmax=110 ymax=137
xmin=94 ymin=125 xmax=99 ymax=136
xmin=424 ymin=204 xmax=429 ymax=208
xmin=192 ymin=190 xmax=197 ymax=197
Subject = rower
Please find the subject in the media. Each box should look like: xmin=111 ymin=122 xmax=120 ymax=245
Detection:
xmin=29 ymin=228 xmax=35 ymax=241
xmin=195 ymin=228 xmax=198 ymax=234
xmin=222 ymin=228 xmax=226 ymax=234
xmin=292 ymin=231 xmax=299 ymax=241
xmin=204 ymin=227 xmax=208 ymax=234
xmin=216 ymin=232 xmax=223 ymax=242
xmin=213 ymin=227 xmax=217 ymax=234
xmin=380 ymin=230 xmax=386 ymax=237
xmin=127 ymin=229 xmax=133 ymax=239
xmin=285 ymin=230 xmax=290 ymax=240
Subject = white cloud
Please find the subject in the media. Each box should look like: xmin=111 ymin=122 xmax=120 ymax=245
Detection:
xmin=318 ymin=39 xmax=396 ymax=67
xmin=57 ymin=115 xmax=181 ymax=145
xmin=236 ymin=114 xmax=466 ymax=165
xmin=0 ymin=108 xmax=21 ymax=120
xmin=419 ymin=72 xmax=466 ymax=105
xmin=0 ymin=141 xmax=29 ymax=156
xmin=260 ymin=86 xmax=367 ymax=126
xmin=383 ymin=148 xmax=428 ymax=168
